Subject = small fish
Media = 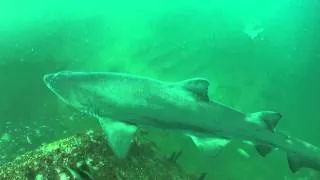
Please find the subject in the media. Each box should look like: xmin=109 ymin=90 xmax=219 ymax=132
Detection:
xmin=26 ymin=136 xmax=32 ymax=144
xmin=243 ymin=21 xmax=264 ymax=40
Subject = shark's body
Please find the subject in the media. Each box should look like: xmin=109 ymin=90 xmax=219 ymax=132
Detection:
xmin=43 ymin=71 xmax=320 ymax=173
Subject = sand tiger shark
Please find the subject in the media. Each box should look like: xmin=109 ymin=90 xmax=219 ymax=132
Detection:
xmin=43 ymin=71 xmax=320 ymax=173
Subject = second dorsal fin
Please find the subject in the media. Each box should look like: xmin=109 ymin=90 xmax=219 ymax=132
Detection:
xmin=246 ymin=111 xmax=282 ymax=132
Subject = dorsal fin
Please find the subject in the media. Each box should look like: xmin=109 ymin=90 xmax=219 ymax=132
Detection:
xmin=246 ymin=111 xmax=282 ymax=131
xmin=262 ymin=111 xmax=282 ymax=131
xmin=177 ymin=78 xmax=210 ymax=102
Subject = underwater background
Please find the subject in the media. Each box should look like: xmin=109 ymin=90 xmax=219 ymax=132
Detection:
xmin=0 ymin=0 xmax=320 ymax=179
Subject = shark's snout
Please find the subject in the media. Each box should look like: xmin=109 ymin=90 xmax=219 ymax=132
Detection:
xmin=43 ymin=73 xmax=56 ymax=89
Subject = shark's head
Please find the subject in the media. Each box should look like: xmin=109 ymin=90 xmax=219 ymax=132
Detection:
xmin=44 ymin=71 xmax=86 ymax=106
xmin=44 ymin=71 xmax=74 ymax=96
xmin=43 ymin=71 xmax=115 ymax=116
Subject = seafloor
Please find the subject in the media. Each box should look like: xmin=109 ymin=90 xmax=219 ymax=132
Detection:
xmin=0 ymin=129 xmax=201 ymax=179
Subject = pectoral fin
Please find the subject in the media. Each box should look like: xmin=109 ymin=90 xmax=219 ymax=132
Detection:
xmin=98 ymin=118 xmax=138 ymax=159
xmin=186 ymin=134 xmax=230 ymax=156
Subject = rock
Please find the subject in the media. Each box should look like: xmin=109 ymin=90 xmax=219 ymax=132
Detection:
xmin=0 ymin=130 xmax=198 ymax=180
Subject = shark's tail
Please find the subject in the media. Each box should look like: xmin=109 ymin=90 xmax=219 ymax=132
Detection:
xmin=246 ymin=111 xmax=320 ymax=173
xmin=280 ymin=132 xmax=320 ymax=173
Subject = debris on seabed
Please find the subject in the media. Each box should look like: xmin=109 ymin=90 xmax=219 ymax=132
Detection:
xmin=168 ymin=150 xmax=183 ymax=163
xmin=0 ymin=130 xmax=199 ymax=180
xmin=26 ymin=136 xmax=32 ymax=144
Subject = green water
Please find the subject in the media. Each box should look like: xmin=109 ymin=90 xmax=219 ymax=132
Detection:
xmin=0 ymin=0 xmax=320 ymax=179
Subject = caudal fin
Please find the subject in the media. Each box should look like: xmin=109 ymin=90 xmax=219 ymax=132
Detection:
xmin=287 ymin=153 xmax=320 ymax=173
xmin=247 ymin=111 xmax=320 ymax=173
xmin=286 ymin=142 xmax=320 ymax=173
